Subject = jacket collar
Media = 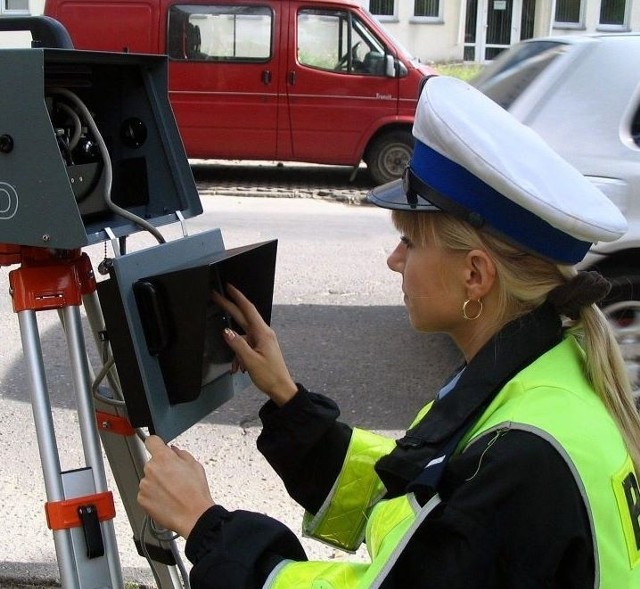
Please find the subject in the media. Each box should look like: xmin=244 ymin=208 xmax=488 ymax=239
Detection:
xmin=375 ymin=302 xmax=563 ymax=497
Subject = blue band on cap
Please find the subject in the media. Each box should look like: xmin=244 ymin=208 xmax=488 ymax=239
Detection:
xmin=410 ymin=141 xmax=591 ymax=264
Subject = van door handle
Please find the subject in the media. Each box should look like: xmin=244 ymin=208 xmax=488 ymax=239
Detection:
xmin=288 ymin=70 xmax=296 ymax=85
xmin=262 ymin=69 xmax=272 ymax=85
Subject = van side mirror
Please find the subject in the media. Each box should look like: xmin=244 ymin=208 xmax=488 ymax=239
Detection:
xmin=385 ymin=54 xmax=408 ymax=78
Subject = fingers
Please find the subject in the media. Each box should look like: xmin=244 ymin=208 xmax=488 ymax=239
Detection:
xmin=211 ymin=290 xmax=248 ymax=331
xmin=145 ymin=434 xmax=168 ymax=456
xmin=145 ymin=436 xmax=197 ymax=464
xmin=224 ymin=284 xmax=268 ymax=328
xmin=222 ymin=327 xmax=259 ymax=363
xmin=139 ymin=438 xmax=215 ymax=539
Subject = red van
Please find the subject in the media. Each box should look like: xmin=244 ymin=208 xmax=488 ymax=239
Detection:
xmin=44 ymin=0 xmax=435 ymax=183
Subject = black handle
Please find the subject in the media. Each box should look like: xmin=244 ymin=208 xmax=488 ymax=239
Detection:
xmin=133 ymin=280 xmax=172 ymax=355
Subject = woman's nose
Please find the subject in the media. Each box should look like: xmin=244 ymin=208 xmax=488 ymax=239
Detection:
xmin=387 ymin=244 xmax=404 ymax=273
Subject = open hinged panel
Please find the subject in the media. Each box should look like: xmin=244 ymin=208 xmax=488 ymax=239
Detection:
xmin=97 ymin=229 xmax=277 ymax=441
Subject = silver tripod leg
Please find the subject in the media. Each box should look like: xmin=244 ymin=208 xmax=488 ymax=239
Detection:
xmin=83 ymin=291 xmax=186 ymax=589
xmin=19 ymin=307 xmax=123 ymax=588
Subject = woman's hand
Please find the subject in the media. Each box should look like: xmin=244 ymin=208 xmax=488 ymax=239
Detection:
xmin=138 ymin=435 xmax=215 ymax=539
xmin=213 ymin=284 xmax=298 ymax=406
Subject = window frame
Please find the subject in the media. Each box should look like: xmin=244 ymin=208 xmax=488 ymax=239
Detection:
xmin=166 ymin=4 xmax=274 ymax=63
xmin=368 ymin=0 xmax=397 ymax=23
xmin=410 ymin=0 xmax=443 ymax=25
xmin=1 ymin=0 xmax=29 ymax=15
xmin=597 ymin=0 xmax=630 ymax=32
xmin=297 ymin=8 xmax=388 ymax=76
xmin=553 ymin=0 xmax=585 ymax=30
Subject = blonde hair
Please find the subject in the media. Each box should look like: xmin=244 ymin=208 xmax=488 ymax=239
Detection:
xmin=392 ymin=210 xmax=640 ymax=472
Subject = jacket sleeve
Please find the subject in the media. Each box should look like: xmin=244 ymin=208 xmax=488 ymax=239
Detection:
xmin=185 ymin=505 xmax=307 ymax=589
xmin=256 ymin=385 xmax=355 ymax=514
xmin=257 ymin=385 xmax=396 ymax=551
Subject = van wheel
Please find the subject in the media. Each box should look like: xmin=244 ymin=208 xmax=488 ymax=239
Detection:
xmin=365 ymin=130 xmax=414 ymax=185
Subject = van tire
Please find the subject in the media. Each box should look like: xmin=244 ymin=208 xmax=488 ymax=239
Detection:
xmin=365 ymin=130 xmax=414 ymax=185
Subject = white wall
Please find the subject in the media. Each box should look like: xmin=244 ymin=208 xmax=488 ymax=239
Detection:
xmin=364 ymin=0 xmax=640 ymax=63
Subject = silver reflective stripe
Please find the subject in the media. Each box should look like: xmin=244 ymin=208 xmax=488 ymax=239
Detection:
xmin=304 ymin=476 xmax=340 ymax=535
xmin=261 ymin=559 xmax=293 ymax=589
xmin=465 ymin=422 xmax=600 ymax=589
xmin=369 ymin=493 xmax=442 ymax=589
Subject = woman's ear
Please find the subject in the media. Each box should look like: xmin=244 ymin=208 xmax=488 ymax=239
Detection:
xmin=463 ymin=249 xmax=497 ymax=299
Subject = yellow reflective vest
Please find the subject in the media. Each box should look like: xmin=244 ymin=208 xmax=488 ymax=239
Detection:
xmin=265 ymin=336 xmax=640 ymax=589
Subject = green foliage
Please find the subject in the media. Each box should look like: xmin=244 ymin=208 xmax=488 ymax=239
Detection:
xmin=434 ymin=62 xmax=484 ymax=81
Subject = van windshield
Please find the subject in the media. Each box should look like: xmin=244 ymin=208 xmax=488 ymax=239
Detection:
xmin=471 ymin=40 xmax=568 ymax=109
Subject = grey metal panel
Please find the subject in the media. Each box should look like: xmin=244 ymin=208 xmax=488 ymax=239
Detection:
xmin=0 ymin=47 xmax=202 ymax=249
xmin=0 ymin=49 xmax=89 ymax=248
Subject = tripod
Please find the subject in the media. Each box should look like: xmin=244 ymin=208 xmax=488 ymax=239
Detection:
xmin=1 ymin=243 xmax=185 ymax=588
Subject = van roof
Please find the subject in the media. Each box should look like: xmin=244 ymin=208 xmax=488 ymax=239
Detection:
xmin=163 ymin=0 xmax=364 ymax=6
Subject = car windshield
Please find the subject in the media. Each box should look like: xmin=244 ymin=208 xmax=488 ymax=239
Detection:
xmin=471 ymin=41 xmax=569 ymax=109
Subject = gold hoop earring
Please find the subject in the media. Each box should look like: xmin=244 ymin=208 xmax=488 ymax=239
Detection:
xmin=462 ymin=299 xmax=483 ymax=320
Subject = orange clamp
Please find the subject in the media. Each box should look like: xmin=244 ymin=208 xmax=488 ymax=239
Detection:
xmin=96 ymin=411 xmax=136 ymax=437
xmin=45 ymin=491 xmax=115 ymax=531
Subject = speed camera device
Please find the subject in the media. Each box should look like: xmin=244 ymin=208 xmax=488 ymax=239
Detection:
xmin=97 ymin=236 xmax=277 ymax=441
xmin=0 ymin=41 xmax=276 ymax=441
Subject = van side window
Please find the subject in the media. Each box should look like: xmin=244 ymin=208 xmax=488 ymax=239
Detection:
xmin=168 ymin=5 xmax=272 ymax=61
xmin=297 ymin=9 xmax=387 ymax=75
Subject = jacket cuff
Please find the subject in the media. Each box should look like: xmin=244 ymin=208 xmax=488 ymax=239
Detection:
xmin=185 ymin=504 xmax=230 ymax=563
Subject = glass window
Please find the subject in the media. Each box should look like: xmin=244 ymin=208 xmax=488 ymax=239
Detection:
xmin=472 ymin=41 xmax=568 ymax=109
xmin=414 ymin=0 xmax=440 ymax=18
xmin=167 ymin=5 xmax=272 ymax=61
xmin=599 ymin=0 xmax=627 ymax=25
xmin=521 ymin=0 xmax=536 ymax=40
xmin=369 ymin=0 xmax=394 ymax=16
xmin=554 ymin=0 xmax=582 ymax=24
xmin=2 ymin=0 xmax=28 ymax=11
xmin=297 ymin=9 xmax=387 ymax=76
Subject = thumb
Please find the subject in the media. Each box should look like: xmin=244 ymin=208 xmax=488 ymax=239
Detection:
xmin=145 ymin=435 xmax=167 ymax=456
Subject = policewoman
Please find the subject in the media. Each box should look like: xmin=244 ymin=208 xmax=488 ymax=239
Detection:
xmin=138 ymin=77 xmax=640 ymax=588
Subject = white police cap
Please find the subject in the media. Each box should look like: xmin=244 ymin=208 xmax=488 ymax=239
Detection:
xmin=368 ymin=76 xmax=628 ymax=265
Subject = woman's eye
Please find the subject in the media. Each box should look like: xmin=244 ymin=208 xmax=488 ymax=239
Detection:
xmin=400 ymin=235 xmax=412 ymax=248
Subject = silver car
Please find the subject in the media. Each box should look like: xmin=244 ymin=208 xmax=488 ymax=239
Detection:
xmin=471 ymin=34 xmax=640 ymax=398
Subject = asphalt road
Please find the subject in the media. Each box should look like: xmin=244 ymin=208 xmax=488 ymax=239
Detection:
xmin=0 ymin=161 xmax=461 ymax=588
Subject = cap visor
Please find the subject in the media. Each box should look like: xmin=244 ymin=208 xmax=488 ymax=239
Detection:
xmin=367 ymin=179 xmax=441 ymax=212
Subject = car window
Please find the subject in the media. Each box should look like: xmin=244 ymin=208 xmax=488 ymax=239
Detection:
xmin=297 ymin=9 xmax=387 ymax=75
xmin=632 ymin=103 xmax=640 ymax=148
xmin=471 ymin=41 xmax=568 ymax=109
xmin=168 ymin=4 xmax=273 ymax=62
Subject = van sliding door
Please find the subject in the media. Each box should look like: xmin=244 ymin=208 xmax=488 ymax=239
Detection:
xmin=166 ymin=2 xmax=283 ymax=159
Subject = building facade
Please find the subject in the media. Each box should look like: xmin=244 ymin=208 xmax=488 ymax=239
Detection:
xmin=3 ymin=0 xmax=639 ymax=61
xmin=361 ymin=0 xmax=640 ymax=63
